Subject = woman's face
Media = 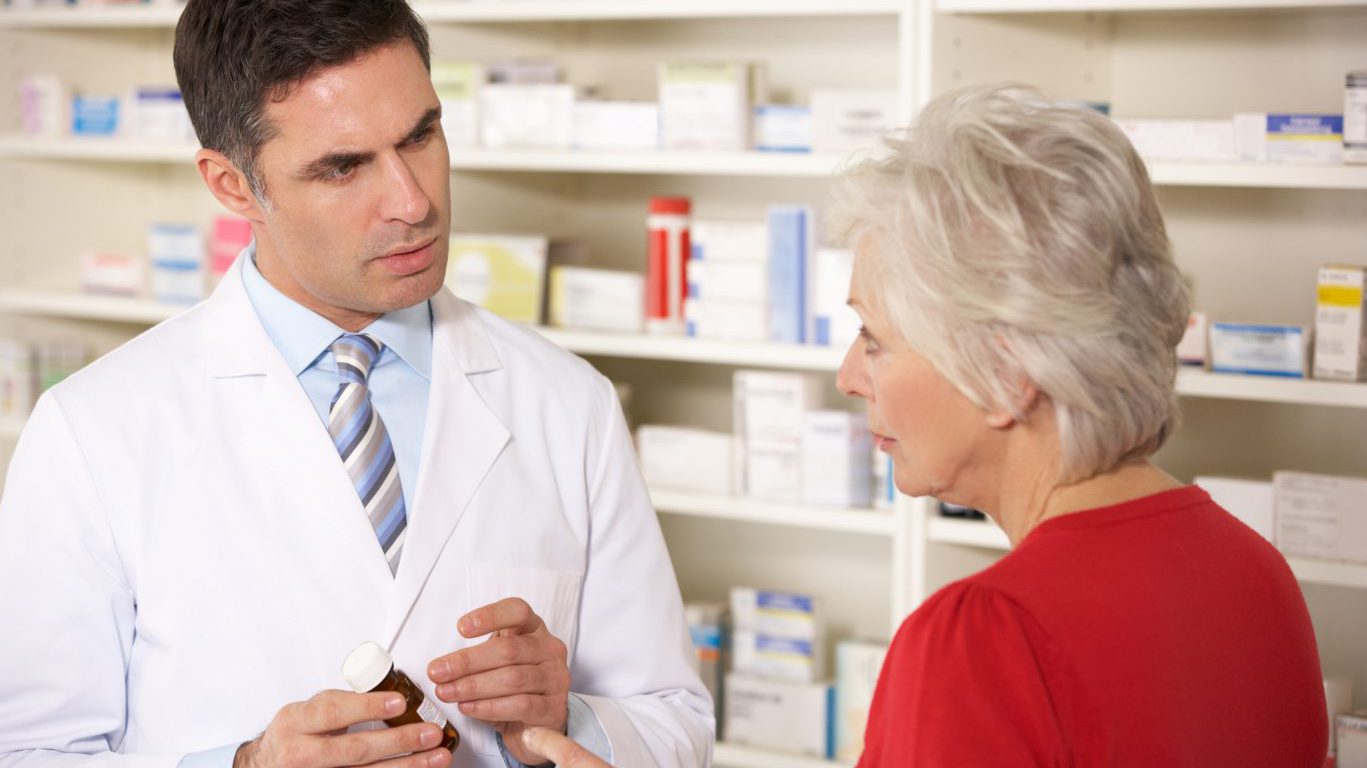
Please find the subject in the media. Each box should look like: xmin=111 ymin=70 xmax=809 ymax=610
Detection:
xmin=836 ymin=252 xmax=1000 ymax=504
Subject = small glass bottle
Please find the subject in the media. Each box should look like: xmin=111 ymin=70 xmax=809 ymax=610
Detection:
xmin=342 ymin=641 xmax=460 ymax=752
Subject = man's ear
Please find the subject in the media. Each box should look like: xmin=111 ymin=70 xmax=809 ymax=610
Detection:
xmin=195 ymin=148 xmax=267 ymax=224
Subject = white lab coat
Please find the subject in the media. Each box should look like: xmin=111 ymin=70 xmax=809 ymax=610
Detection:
xmin=0 ymin=261 xmax=713 ymax=768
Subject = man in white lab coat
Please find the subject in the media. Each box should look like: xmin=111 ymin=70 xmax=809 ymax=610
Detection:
xmin=0 ymin=1 xmax=712 ymax=767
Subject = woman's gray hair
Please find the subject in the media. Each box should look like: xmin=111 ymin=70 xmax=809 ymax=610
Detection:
xmin=832 ymin=83 xmax=1189 ymax=484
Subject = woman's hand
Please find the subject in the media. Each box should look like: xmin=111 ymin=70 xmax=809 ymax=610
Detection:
xmin=520 ymin=727 xmax=612 ymax=768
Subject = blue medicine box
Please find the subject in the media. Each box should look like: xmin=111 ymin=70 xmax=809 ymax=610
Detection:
xmin=72 ymin=96 xmax=120 ymax=136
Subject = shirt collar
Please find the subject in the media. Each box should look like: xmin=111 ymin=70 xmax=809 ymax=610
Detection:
xmin=239 ymin=242 xmax=432 ymax=380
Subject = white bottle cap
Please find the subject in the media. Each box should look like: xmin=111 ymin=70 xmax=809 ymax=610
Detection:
xmin=342 ymin=641 xmax=394 ymax=693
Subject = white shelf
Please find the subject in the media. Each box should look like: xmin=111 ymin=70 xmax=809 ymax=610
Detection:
xmin=18 ymin=291 xmax=1367 ymax=396
xmin=651 ymin=489 xmax=896 ymax=536
xmin=0 ymin=1 xmax=904 ymax=29
xmin=1148 ymin=162 xmax=1367 ymax=191
xmin=537 ymin=327 xmax=844 ymax=371
xmin=939 ymin=0 xmax=1367 ymax=12
xmin=450 ymin=148 xmax=850 ymax=178
xmin=0 ymin=4 xmax=183 ymax=28
xmin=0 ymin=290 xmax=844 ymax=371
xmin=9 ymin=138 xmax=1367 ymax=188
xmin=0 ymin=290 xmax=184 ymax=324
xmin=1287 ymin=558 xmax=1367 ymax=590
xmin=714 ymin=743 xmax=853 ymax=768
xmin=0 ymin=138 xmax=848 ymax=179
xmin=1177 ymin=368 xmax=1367 ymax=409
xmin=0 ymin=136 xmax=197 ymax=163
xmin=419 ymin=0 xmax=906 ymax=22
xmin=927 ymin=516 xmax=1011 ymax=550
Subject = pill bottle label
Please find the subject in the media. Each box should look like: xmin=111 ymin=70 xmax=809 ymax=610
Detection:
xmin=417 ymin=697 xmax=448 ymax=728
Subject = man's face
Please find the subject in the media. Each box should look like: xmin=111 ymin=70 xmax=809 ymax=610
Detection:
xmin=250 ymin=40 xmax=450 ymax=328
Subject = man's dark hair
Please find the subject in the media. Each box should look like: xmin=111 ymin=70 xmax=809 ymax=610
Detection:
xmin=173 ymin=0 xmax=431 ymax=200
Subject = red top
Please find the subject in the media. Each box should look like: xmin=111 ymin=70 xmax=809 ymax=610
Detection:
xmin=858 ymin=486 xmax=1326 ymax=768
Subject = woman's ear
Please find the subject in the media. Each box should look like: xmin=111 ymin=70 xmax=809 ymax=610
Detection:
xmin=985 ymin=378 xmax=1040 ymax=429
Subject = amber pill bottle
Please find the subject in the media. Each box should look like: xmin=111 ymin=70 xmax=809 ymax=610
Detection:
xmin=342 ymin=641 xmax=460 ymax=752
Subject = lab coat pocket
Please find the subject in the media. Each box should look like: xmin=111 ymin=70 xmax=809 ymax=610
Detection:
xmin=464 ymin=566 xmax=585 ymax=756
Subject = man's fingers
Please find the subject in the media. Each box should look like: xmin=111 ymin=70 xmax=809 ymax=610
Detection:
xmin=368 ymin=745 xmax=454 ymax=768
xmin=434 ymin=662 xmax=563 ymax=703
xmin=458 ymin=693 xmax=564 ymax=726
xmin=324 ymin=724 xmax=445 ymax=767
xmin=456 ymin=597 xmax=544 ymax=639
xmin=430 ymin=634 xmax=561 ymax=685
xmin=521 ymin=727 xmax=611 ymax=768
xmin=287 ymin=690 xmax=406 ymax=733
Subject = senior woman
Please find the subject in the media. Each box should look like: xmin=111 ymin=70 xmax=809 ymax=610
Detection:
xmin=838 ymin=84 xmax=1325 ymax=765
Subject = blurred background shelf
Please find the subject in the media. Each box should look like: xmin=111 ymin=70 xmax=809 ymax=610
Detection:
xmin=713 ymin=743 xmax=855 ymax=768
xmin=651 ymin=489 xmax=897 ymax=536
xmin=938 ymin=0 xmax=1367 ymax=12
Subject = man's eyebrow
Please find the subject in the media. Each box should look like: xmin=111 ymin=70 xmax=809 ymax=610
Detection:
xmin=401 ymin=107 xmax=442 ymax=145
xmin=297 ymin=149 xmax=372 ymax=180
xmin=295 ymin=107 xmax=442 ymax=180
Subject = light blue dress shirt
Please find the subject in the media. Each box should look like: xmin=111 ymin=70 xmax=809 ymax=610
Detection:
xmin=176 ymin=246 xmax=611 ymax=768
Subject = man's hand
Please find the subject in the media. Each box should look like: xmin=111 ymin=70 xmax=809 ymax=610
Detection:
xmin=234 ymin=690 xmax=452 ymax=768
xmin=520 ymin=727 xmax=612 ymax=768
xmin=427 ymin=598 xmax=571 ymax=766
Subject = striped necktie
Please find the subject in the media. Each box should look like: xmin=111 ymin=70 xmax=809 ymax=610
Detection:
xmin=328 ymin=333 xmax=406 ymax=575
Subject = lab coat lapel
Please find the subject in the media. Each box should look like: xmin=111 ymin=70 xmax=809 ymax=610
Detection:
xmin=385 ymin=290 xmax=509 ymax=644
xmin=202 ymin=262 xmax=393 ymax=645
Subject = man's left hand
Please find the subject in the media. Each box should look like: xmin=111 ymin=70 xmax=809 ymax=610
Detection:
xmin=427 ymin=598 xmax=571 ymax=766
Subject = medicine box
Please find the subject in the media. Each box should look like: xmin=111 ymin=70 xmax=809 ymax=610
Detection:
xmin=636 ymin=425 xmax=733 ymax=496
xmin=1314 ymin=265 xmax=1367 ymax=381
xmin=692 ymin=220 xmax=768 ymax=263
xmin=72 ymin=95 xmax=120 ymax=136
xmin=767 ymin=205 xmax=812 ymax=345
xmin=754 ymin=105 xmax=813 ymax=153
xmin=0 ymin=341 xmax=35 ymax=430
xmin=733 ymin=630 xmax=823 ymax=683
xmin=1327 ymin=678 xmax=1355 ymax=758
xmin=730 ymin=587 xmax=820 ymax=641
xmin=1194 ymin=476 xmax=1274 ymax=542
xmin=128 ymin=87 xmax=193 ymax=142
xmin=1274 ymin=471 xmax=1367 ymax=565
xmin=1113 ymin=119 xmax=1236 ymax=163
xmin=431 ymin=61 xmax=484 ymax=147
xmin=1208 ymin=322 xmax=1308 ymax=378
xmin=148 ymin=223 xmax=204 ymax=305
xmin=835 ymin=640 xmax=888 ymax=761
xmin=1235 ymin=113 xmax=1345 ymax=165
xmin=734 ymin=370 xmax=822 ymax=500
xmin=684 ymin=299 xmax=768 ymax=343
xmin=813 ymin=248 xmax=859 ymax=349
xmin=573 ymin=101 xmax=659 ymax=150
xmin=1340 ymin=712 xmax=1367 ymax=768
xmin=80 ymin=251 xmax=143 ymax=297
xmin=548 ymin=266 xmax=643 ymax=333
xmin=685 ymin=602 xmax=727 ymax=732
xmin=802 ymin=410 xmax=873 ymax=508
xmin=659 ymin=61 xmax=756 ymax=151
xmin=811 ymin=89 xmax=898 ymax=154
xmin=478 ymin=84 xmax=574 ymax=149
xmin=1177 ymin=312 xmax=1208 ymax=367
xmin=446 ymin=234 xmax=548 ymax=324
xmin=724 ymin=674 xmax=833 ymax=759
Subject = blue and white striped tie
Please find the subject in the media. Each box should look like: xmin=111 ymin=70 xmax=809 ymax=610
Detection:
xmin=328 ymin=333 xmax=406 ymax=575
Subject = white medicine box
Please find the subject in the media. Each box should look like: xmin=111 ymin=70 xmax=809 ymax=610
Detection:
xmin=1313 ymin=265 xmax=1367 ymax=381
xmin=1274 ymin=472 xmax=1367 ymax=565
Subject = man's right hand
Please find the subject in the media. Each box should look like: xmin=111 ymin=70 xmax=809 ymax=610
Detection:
xmin=234 ymin=690 xmax=454 ymax=768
